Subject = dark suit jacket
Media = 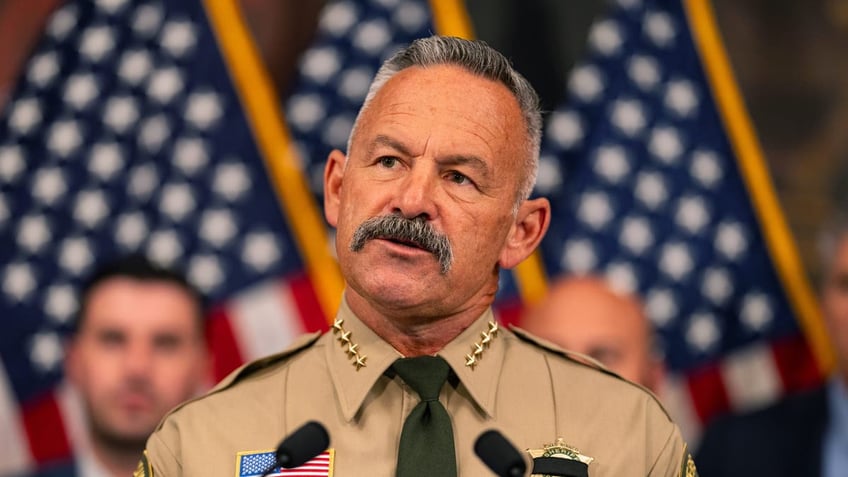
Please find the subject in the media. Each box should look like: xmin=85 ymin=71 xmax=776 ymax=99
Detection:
xmin=695 ymin=386 xmax=828 ymax=477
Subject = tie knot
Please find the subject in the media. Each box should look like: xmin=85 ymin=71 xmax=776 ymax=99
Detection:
xmin=392 ymin=356 xmax=450 ymax=401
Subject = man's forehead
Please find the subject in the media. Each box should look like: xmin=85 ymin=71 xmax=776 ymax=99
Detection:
xmin=362 ymin=64 xmax=518 ymax=118
xmin=83 ymin=278 xmax=199 ymax=323
xmin=353 ymin=65 xmax=523 ymax=157
xmin=88 ymin=276 xmax=189 ymax=297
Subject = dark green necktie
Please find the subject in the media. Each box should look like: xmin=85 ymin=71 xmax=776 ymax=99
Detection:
xmin=392 ymin=356 xmax=457 ymax=477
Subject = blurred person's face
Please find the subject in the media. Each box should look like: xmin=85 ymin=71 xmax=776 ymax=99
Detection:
xmin=522 ymin=278 xmax=662 ymax=392
xmin=67 ymin=278 xmax=208 ymax=449
xmin=822 ymin=234 xmax=848 ymax=383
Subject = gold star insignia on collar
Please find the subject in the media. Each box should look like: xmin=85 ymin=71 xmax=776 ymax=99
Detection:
xmin=354 ymin=354 xmax=368 ymax=370
xmin=464 ymin=320 xmax=500 ymax=369
xmin=332 ymin=318 xmax=367 ymax=371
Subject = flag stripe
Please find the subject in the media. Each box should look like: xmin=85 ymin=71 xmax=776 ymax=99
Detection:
xmin=21 ymin=391 xmax=71 ymax=464
xmin=661 ymin=375 xmax=702 ymax=446
xmin=55 ymin=381 xmax=88 ymax=462
xmin=241 ymin=450 xmax=332 ymax=477
xmin=229 ymin=281 xmax=305 ymax=362
xmin=207 ymin=306 xmax=246 ymax=382
xmin=288 ymin=272 xmax=328 ymax=333
xmin=683 ymin=0 xmax=834 ymax=373
xmin=202 ymin=0 xmax=343 ymax=323
xmin=772 ymin=333 xmax=822 ymax=391
xmin=493 ymin=298 xmax=524 ymax=328
xmin=0 ymin=360 xmax=32 ymax=475
xmin=720 ymin=344 xmax=780 ymax=412
xmin=686 ymin=364 xmax=728 ymax=422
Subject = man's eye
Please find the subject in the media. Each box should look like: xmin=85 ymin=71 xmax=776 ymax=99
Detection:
xmin=448 ymin=171 xmax=470 ymax=185
xmin=98 ymin=331 xmax=125 ymax=346
xmin=378 ymin=157 xmax=398 ymax=168
xmin=154 ymin=335 xmax=182 ymax=352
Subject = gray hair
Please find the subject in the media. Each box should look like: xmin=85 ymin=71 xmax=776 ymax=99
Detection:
xmin=347 ymin=36 xmax=542 ymax=205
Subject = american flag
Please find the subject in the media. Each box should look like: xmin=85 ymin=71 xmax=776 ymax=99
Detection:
xmin=0 ymin=0 xmax=337 ymax=474
xmin=533 ymin=0 xmax=829 ymax=442
xmin=0 ymin=0 xmax=477 ymax=473
xmin=237 ymin=450 xmax=333 ymax=477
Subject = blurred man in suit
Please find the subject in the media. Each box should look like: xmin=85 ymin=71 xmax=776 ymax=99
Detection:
xmin=521 ymin=275 xmax=664 ymax=393
xmin=696 ymin=214 xmax=848 ymax=476
xmin=30 ymin=256 xmax=209 ymax=477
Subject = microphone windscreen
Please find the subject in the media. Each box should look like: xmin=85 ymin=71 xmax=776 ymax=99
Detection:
xmin=474 ymin=429 xmax=527 ymax=477
xmin=275 ymin=421 xmax=330 ymax=469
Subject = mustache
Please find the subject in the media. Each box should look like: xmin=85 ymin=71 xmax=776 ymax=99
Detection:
xmin=349 ymin=215 xmax=453 ymax=274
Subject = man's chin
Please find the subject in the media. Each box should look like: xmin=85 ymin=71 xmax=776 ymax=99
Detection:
xmin=95 ymin=431 xmax=151 ymax=451
xmin=92 ymin=419 xmax=159 ymax=450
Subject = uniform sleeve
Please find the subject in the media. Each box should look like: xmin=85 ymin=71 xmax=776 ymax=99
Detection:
xmin=143 ymin=421 xmax=184 ymax=476
xmin=647 ymin=424 xmax=698 ymax=477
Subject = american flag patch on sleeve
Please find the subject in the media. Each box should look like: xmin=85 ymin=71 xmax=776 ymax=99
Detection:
xmin=237 ymin=449 xmax=334 ymax=477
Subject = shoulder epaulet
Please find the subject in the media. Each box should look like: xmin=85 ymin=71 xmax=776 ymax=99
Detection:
xmin=509 ymin=325 xmax=673 ymax=420
xmin=211 ymin=331 xmax=323 ymax=391
xmin=509 ymin=325 xmax=618 ymax=376
xmin=156 ymin=331 xmax=322 ymax=426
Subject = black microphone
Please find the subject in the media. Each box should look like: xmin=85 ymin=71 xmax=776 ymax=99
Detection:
xmin=261 ymin=421 xmax=330 ymax=476
xmin=474 ymin=429 xmax=527 ymax=477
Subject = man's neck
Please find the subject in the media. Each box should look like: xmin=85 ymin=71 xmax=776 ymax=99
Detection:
xmin=88 ymin=436 xmax=145 ymax=477
xmin=345 ymin=292 xmax=490 ymax=356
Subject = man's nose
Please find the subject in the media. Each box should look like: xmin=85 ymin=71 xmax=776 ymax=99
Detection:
xmin=123 ymin=341 xmax=153 ymax=377
xmin=392 ymin=166 xmax=438 ymax=220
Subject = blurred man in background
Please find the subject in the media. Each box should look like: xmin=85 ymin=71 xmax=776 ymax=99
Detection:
xmin=29 ymin=255 xmax=209 ymax=477
xmin=521 ymin=275 xmax=664 ymax=393
xmin=696 ymin=214 xmax=848 ymax=476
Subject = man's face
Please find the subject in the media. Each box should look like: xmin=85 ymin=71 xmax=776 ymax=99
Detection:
xmin=822 ymin=234 xmax=848 ymax=382
xmin=522 ymin=279 xmax=661 ymax=392
xmin=67 ymin=278 xmax=207 ymax=448
xmin=324 ymin=65 xmax=536 ymax=321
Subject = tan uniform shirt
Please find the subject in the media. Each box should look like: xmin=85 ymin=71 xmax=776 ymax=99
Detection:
xmin=142 ymin=300 xmax=694 ymax=476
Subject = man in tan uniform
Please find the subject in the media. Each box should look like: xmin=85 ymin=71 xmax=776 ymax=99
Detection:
xmin=139 ymin=36 xmax=696 ymax=477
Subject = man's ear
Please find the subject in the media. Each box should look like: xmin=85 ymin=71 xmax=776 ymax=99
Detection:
xmin=499 ymin=197 xmax=551 ymax=269
xmin=323 ymin=149 xmax=347 ymax=227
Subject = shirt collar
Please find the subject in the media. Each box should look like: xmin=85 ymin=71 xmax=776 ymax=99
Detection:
xmin=439 ymin=308 xmax=504 ymax=418
xmin=325 ymin=298 xmax=504 ymax=421
xmin=76 ymin=447 xmax=111 ymax=477
xmin=325 ymin=297 xmax=403 ymax=422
